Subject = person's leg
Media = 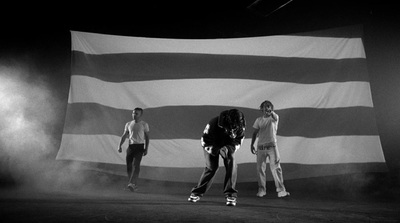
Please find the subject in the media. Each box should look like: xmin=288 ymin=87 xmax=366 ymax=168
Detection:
xmin=256 ymin=147 xmax=268 ymax=196
xmin=129 ymin=144 xmax=144 ymax=185
xmin=191 ymin=149 xmax=220 ymax=196
xmin=126 ymin=145 xmax=134 ymax=183
xmin=222 ymin=146 xmax=238 ymax=198
xmin=267 ymin=146 xmax=288 ymax=197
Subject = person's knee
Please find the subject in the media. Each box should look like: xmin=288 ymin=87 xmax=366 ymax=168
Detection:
xmin=271 ymin=164 xmax=281 ymax=171
xmin=206 ymin=165 xmax=219 ymax=173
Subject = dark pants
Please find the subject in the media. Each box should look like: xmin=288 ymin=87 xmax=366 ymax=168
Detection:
xmin=191 ymin=146 xmax=238 ymax=198
xmin=126 ymin=144 xmax=145 ymax=185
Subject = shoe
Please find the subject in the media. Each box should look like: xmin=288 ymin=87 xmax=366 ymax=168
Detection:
xmin=256 ymin=191 xmax=266 ymax=197
xmin=188 ymin=194 xmax=200 ymax=202
xmin=226 ymin=197 xmax=237 ymax=206
xmin=127 ymin=183 xmax=138 ymax=192
xmin=278 ymin=191 xmax=290 ymax=198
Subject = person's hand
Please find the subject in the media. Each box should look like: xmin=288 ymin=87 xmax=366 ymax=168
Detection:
xmin=204 ymin=146 xmax=215 ymax=156
xmin=143 ymin=149 xmax=148 ymax=156
xmin=275 ymin=153 xmax=281 ymax=164
xmin=251 ymin=145 xmax=257 ymax=155
xmin=118 ymin=146 xmax=122 ymax=153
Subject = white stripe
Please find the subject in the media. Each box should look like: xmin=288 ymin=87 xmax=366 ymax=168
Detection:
xmin=277 ymin=136 xmax=385 ymax=165
xmin=71 ymin=31 xmax=366 ymax=59
xmin=57 ymin=134 xmax=385 ymax=167
xmin=68 ymin=75 xmax=374 ymax=109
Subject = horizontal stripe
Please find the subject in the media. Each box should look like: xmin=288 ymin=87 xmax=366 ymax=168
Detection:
xmin=71 ymin=52 xmax=369 ymax=83
xmin=293 ymin=25 xmax=364 ymax=38
xmin=57 ymin=135 xmax=385 ymax=169
xmin=59 ymin=26 xmax=386 ymax=182
xmin=68 ymin=76 xmax=374 ymax=109
xmin=63 ymin=104 xmax=380 ymax=138
xmin=71 ymin=31 xmax=366 ymax=59
xmin=77 ymin=161 xmax=387 ymax=183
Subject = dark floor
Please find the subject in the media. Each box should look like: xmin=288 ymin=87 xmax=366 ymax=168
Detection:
xmin=1 ymin=171 xmax=399 ymax=223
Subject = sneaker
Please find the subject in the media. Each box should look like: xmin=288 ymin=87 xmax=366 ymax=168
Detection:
xmin=188 ymin=194 xmax=200 ymax=202
xmin=256 ymin=191 xmax=266 ymax=197
xmin=127 ymin=183 xmax=138 ymax=192
xmin=278 ymin=191 xmax=290 ymax=198
xmin=226 ymin=197 xmax=237 ymax=206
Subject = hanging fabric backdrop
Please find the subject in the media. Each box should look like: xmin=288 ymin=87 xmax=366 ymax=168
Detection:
xmin=57 ymin=25 xmax=387 ymax=183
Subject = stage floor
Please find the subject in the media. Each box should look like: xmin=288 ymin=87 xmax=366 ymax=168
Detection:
xmin=1 ymin=177 xmax=399 ymax=223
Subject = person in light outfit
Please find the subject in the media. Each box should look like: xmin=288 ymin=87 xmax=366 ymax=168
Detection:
xmin=118 ymin=107 xmax=150 ymax=192
xmin=250 ymin=100 xmax=289 ymax=198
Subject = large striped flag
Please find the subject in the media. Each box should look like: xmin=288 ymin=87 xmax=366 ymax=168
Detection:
xmin=57 ymin=25 xmax=387 ymax=183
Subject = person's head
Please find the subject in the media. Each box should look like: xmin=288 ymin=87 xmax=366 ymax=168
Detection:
xmin=260 ymin=100 xmax=274 ymax=116
xmin=132 ymin=107 xmax=144 ymax=120
xmin=218 ymin=109 xmax=246 ymax=139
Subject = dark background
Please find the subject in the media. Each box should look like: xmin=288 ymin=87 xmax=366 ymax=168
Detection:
xmin=1 ymin=0 xmax=399 ymax=181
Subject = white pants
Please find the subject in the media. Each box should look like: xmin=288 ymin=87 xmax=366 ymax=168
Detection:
xmin=256 ymin=145 xmax=286 ymax=193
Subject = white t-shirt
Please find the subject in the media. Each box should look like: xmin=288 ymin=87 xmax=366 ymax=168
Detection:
xmin=252 ymin=114 xmax=279 ymax=146
xmin=124 ymin=120 xmax=149 ymax=144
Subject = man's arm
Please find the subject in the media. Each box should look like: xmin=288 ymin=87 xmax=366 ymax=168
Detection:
xmin=143 ymin=131 xmax=150 ymax=156
xmin=271 ymin=111 xmax=279 ymax=122
xmin=201 ymin=118 xmax=217 ymax=148
xmin=201 ymin=118 xmax=219 ymax=155
xmin=250 ymin=128 xmax=259 ymax=155
xmin=118 ymin=130 xmax=129 ymax=153
xmin=232 ymin=126 xmax=245 ymax=150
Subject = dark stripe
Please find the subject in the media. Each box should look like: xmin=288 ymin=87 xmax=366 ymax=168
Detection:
xmin=292 ymin=25 xmax=364 ymax=38
xmin=62 ymin=103 xmax=379 ymax=138
xmin=71 ymin=52 xmax=369 ymax=83
xmin=75 ymin=161 xmax=387 ymax=183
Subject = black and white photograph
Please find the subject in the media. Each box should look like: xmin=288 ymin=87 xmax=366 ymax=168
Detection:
xmin=1 ymin=0 xmax=399 ymax=222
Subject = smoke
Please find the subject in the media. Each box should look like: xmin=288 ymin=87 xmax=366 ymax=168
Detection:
xmin=0 ymin=61 xmax=98 ymax=192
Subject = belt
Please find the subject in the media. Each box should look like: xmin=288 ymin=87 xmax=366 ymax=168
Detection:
xmin=258 ymin=145 xmax=275 ymax=150
xmin=129 ymin=143 xmax=145 ymax=147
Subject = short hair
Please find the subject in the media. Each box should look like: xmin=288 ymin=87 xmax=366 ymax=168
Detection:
xmin=133 ymin=107 xmax=144 ymax=114
xmin=259 ymin=100 xmax=274 ymax=110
